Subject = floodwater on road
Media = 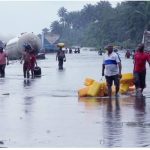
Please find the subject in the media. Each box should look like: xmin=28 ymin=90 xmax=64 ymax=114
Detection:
xmin=0 ymin=51 xmax=150 ymax=147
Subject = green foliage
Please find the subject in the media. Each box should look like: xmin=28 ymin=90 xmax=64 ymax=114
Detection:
xmin=49 ymin=1 xmax=150 ymax=49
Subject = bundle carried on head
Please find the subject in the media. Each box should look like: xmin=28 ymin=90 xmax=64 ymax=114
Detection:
xmin=23 ymin=43 xmax=32 ymax=51
xmin=57 ymin=43 xmax=65 ymax=48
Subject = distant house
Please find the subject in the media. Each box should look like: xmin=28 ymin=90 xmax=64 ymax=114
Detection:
xmin=38 ymin=32 xmax=60 ymax=53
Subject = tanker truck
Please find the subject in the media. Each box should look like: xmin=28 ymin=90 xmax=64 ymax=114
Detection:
xmin=5 ymin=32 xmax=42 ymax=60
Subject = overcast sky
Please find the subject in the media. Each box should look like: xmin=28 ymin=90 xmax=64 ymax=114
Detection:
xmin=0 ymin=0 xmax=121 ymax=39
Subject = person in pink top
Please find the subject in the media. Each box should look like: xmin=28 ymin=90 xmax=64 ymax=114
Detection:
xmin=0 ymin=46 xmax=9 ymax=77
xmin=29 ymin=50 xmax=37 ymax=78
xmin=134 ymin=43 xmax=150 ymax=95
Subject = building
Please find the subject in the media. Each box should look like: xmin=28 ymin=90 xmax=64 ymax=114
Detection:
xmin=38 ymin=29 xmax=60 ymax=53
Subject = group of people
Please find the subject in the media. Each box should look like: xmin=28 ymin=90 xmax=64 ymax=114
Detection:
xmin=66 ymin=48 xmax=80 ymax=54
xmin=0 ymin=43 xmax=38 ymax=79
xmin=0 ymin=42 xmax=40 ymax=79
xmin=1 ymin=41 xmax=150 ymax=97
xmin=0 ymin=42 xmax=66 ymax=78
xmin=102 ymin=43 xmax=150 ymax=98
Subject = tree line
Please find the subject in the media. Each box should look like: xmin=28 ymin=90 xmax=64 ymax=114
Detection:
xmin=49 ymin=1 xmax=150 ymax=49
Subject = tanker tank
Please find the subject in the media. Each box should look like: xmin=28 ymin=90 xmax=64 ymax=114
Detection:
xmin=5 ymin=32 xmax=41 ymax=60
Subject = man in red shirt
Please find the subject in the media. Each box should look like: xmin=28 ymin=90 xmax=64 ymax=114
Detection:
xmin=134 ymin=43 xmax=150 ymax=95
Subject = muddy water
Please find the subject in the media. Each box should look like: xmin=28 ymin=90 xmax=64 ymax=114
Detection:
xmin=0 ymin=51 xmax=150 ymax=147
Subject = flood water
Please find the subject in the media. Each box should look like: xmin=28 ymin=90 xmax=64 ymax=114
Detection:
xmin=0 ymin=51 xmax=150 ymax=147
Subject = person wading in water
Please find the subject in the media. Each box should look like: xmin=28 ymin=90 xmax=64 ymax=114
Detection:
xmin=20 ymin=44 xmax=32 ymax=79
xmin=56 ymin=43 xmax=66 ymax=70
xmin=133 ymin=43 xmax=150 ymax=96
xmin=102 ymin=45 xmax=122 ymax=98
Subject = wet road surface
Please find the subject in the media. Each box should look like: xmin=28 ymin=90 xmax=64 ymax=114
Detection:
xmin=0 ymin=51 xmax=150 ymax=147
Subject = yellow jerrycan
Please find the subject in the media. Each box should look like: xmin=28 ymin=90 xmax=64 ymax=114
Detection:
xmin=98 ymin=82 xmax=107 ymax=97
xmin=84 ymin=78 xmax=95 ymax=86
xmin=87 ymin=81 xmax=101 ymax=97
xmin=120 ymin=84 xmax=130 ymax=94
xmin=78 ymin=87 xmax=89 ymax=97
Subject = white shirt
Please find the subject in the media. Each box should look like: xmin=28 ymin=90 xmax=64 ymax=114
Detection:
xmin=103 ymin=52 xmax=120 ymax=76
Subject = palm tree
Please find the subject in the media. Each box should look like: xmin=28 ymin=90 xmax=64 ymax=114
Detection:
xmin=42 ymin=28 xmax=49 ymax=33
xmin=58 ymin=7 xmax=68 ymax=27
xmin=50 ymin=21 xmax=62 ymax=35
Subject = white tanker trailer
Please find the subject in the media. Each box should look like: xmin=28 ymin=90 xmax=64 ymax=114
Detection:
xmin=5 ymin=32 xmax=41 ymax=60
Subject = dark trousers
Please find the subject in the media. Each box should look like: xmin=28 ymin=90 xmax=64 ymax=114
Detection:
xmin=105 ymin=75 xmax=120 ymax=87
xmin=58 ymin=59 xmax=63 ymax=69
xmin=134 ymin=70 xmax=146 ymax=89
xmin=105 ymin=75 xmax=120 ymax=96
xmin=23 ymin=63 xmax=30 ymax=78
xmin=0 ymin=64 xmax=6 ymax=77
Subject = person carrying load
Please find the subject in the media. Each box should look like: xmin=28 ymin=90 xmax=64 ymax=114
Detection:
xmin=56 ymin=43 xmax=66 ymax=70
xmin=102 ymin=45 xmax=122 ymax=98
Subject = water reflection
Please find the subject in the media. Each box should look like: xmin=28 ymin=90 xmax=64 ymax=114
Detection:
xmin=134 ymin=96 xmax=146 ymax=112
xmin=0 ymin=78 xmax=5 ymax=84
xmin=23 ymin=79 xmax=36 ymax=87
xmin=73 ymin=93 xmax=150 ymax=147
xmin=78 ymin=97 xmax=122 ymax=147
xmin=78 ymin=97 xmax=120 ymax=110
xmin=133 ymin=96 xmax=149 ymax=147
xmin=58 ymin=68 xmax=66 ymax=72
xmin=115 ymin=98 xmax=120 ymax=111
xmin=23 ymin=96 xmax=35 ymax=142
xmin=78 ymin=97 xmax=103 ymax=109
xmin=103 ymin=98 xmax=122 ymax=147
xmin=23 ymin=96 xmax=34 ymax=113
xmin=24 ymin=79 xmax=31 ymax=87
